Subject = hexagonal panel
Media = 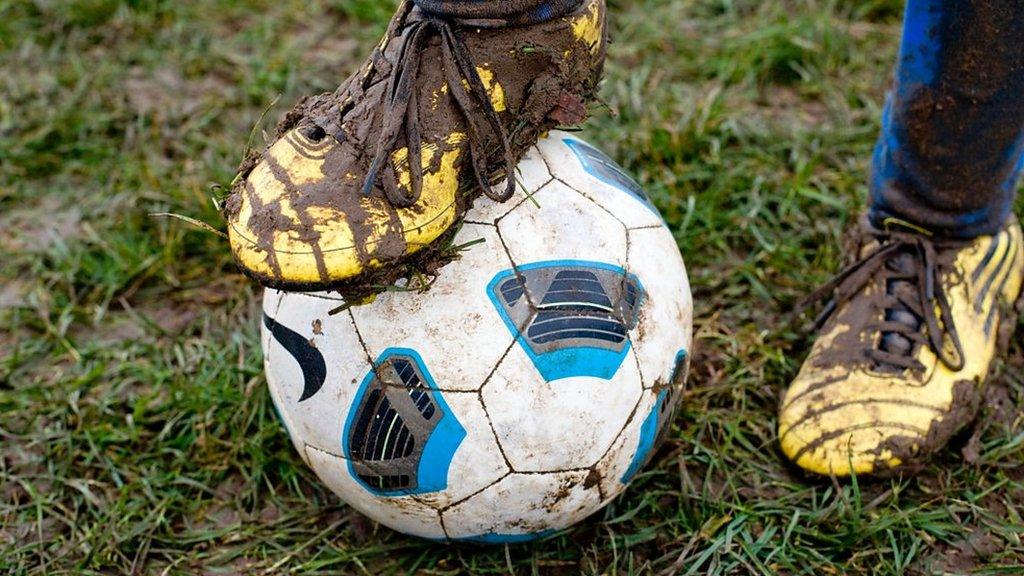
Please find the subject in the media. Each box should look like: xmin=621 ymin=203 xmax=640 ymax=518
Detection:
xmin=351 ymin=223 xmax=516 ymax=391
xmin=497 ymin=179 xmax=628 ymax=270
xmin=441 ymin=470 xmax=602 ymax=542
xmin=481 ymin=342 xmax=642 ymax=472
xmin=305 ymin=445 xmax=445 ymax=540
xmin=384 ymin=390 xmax=510 ymax=509
xmin=625 ymin=226 xmax=693 ymax=388
xmin=263 ymin=290 xmax=370 ymax=455
xmin=538 ymin=132 xmax=664 ymax=229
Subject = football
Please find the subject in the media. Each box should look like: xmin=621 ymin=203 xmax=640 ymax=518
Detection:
xmin=260 ymin=131 xmax=693 ymax=542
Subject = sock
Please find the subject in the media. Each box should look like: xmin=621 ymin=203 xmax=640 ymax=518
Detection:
xmin=868 ymin=0 xmax=1024 ymax=238
xmin=413 ymin=0 xmax=586 ymax=25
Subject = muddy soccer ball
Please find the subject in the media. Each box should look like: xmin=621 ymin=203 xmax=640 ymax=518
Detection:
xmin=260 ymin=131 xmax=693 ymax=542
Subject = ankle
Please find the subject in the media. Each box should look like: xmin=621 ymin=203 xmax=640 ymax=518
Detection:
xmin=413 ymin=0 xmax=586 ymax=25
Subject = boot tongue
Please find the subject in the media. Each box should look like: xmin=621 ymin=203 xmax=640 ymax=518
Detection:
xmin=876 ymin=250 xmax=923 ymax=371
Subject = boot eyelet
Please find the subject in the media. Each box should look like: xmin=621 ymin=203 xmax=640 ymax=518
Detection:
xmin=302 ymin=125 xmax=327 ymax=142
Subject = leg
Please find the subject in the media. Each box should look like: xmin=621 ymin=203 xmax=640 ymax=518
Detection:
xmin=225 ymin=0 xmax=606 ymax=295
xmin=779 ymin=0 xmax=1024 ymax=477
xmin=871 ymin=0 xmax=1024 ymax=238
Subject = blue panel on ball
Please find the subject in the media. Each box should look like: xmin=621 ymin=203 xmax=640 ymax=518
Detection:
xmin=487 ymin=260 xmax=645 ymax=382
xmin=621 ymin=349 xmax=688 ymax=484
xmin=342 ymin=348 xmax=466 ymax=497
xmin=670 ymin=349 xmax=689 ymax=384
xmin=563 ymin=138 xmax=661 ymax=217
xmin=621 ymin=390 xmax=666 ymax=484
xmin=455 ymin=529 xmax=557 ymax=544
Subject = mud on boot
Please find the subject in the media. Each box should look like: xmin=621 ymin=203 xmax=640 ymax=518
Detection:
xmin=223 ymin=0 xmax=608 ymax=298
xmin=779 ymin=216 xmax=1024 ymax=477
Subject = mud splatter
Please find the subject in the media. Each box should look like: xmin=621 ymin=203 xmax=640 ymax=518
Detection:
xmin=223 ymin=0 xmax=608 ymax=300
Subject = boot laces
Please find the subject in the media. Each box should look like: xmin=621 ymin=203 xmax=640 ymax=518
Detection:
xmin=360 ymin=6 xmax=517 ymax=208
xmin=803 ymin=222 xmax=966 ymax=373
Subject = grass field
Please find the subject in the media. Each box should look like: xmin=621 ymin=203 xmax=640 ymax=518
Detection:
xmin=3 ymin=0 xmax=1024 ymax=573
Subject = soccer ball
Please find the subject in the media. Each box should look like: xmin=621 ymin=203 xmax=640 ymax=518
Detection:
xmin=260 ymin=131 xmax=693 ymax=542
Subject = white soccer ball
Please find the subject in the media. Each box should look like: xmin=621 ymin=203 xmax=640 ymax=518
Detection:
xmin=261 ymin=131 xmax=693 ymax=542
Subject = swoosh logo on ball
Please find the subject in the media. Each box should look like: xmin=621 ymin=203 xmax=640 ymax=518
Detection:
xmin=263 ymin=313 xmax=326 ymax=402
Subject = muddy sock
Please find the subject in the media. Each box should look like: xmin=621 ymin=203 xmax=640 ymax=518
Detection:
xmin=869 ymin=0 xmax=1024 ymax=239
xmin=413 ymin=0 xmax=586 ymax=25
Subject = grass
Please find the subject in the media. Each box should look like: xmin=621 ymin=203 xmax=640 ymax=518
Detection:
xmin=2 ymin=0 xmax=1023 ymax=573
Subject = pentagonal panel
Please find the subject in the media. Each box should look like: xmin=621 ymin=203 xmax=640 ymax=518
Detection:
xmin=626 ymin=226 xmax=693 ymax=389
xmin=410 ymin=391 xmax=511 ymax=509
xmin=351 ymin=223 xmax=515 ymax=391
xmin=497 ymin=179 xmax=628 ymax=270
xmin=263 ymin=290 xmax=307 ymax=462
xmin=305 ymin=445 xmax=445 ymax=540
xmin=263 ymin=290 xmax=369 ymax=455
xmin=441 ymin=470 xmax=601 ymax=542
xmin=538 ymin=132 xmax=664 ymax=229
xmin=481 ymin=342 xmax=642 ymax=472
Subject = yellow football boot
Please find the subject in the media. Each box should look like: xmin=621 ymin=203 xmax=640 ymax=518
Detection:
xmin=780 ymin=217 xmax=1024 ymax=476
xmin=223 ymin=0 xmax=608 ymax=294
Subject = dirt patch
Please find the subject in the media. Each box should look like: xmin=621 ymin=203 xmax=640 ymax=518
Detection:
xmin=0 ymin=280 xmax=31 ymax=310
xmin=0 ymin=433 xmax=63 ymax=550
xmin=0 ymin=285 xmax=33 ymax=364
xmin=294 ymin=24 xmax=361 ymax=74
xmin=913 ymin=530 xmax=1004 ymax=575
xmin=758 ymin=86 xmax=830 ymax=126
xmin=962 ymin=378 xmax=1018 ymax=464
xmin=67 ymin=278 xmax=239 ymax=348
xmin=69 ymin=298 xmax=206 ymax=346
xmin=124 ymin=66 xmax=231 ymax=120
xmin=0 ymin=195 xmax=81 ymax=252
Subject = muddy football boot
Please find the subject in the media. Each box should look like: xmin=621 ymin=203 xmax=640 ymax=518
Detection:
xmin=223 ymin=0 xmax=607 ymax=295
xmin=779 ymin=217 xmax=1024 ymax=476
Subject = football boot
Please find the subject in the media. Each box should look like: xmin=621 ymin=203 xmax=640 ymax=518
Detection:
xmin=223 ymin=0 xmax=608 ymax=295
xmin=780 ymin=216 xmax=1024 ymax=476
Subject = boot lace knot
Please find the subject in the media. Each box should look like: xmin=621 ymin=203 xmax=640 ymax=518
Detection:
xmin=360 ymin=6 xmax=517 ymax=208
xmin=803 ymin=221 xmax=965 ymax=373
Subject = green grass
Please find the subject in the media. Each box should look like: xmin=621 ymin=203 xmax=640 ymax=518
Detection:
xmin=2 ymin=0 xmax=1024 ymax=573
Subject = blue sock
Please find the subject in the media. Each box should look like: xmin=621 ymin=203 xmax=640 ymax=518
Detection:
xmin=413 ymin=0 xmax=585 ymax=25
xmin=870 ymin=0 xmax=1024 ymax=238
